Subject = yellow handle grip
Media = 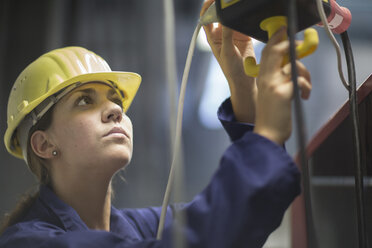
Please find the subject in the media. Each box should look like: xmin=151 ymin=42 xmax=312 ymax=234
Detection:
xmin=282 ymin=28 xmax=319 ymax=65
xmin=244 ymin=57 xmax=260 ymax=77
xmin=243 ymin=16 xmax=319 ymax=77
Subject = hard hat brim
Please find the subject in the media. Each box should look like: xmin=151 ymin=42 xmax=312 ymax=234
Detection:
xmin=5 ymin=71 xmax=141 ymax=159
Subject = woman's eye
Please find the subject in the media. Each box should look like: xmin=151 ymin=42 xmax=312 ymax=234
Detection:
xmin=76 ymin=95 xmax=93 ymax=106
xmin=110 ymin=97 xmax=123 ymax=109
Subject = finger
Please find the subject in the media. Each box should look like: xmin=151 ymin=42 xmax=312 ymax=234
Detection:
xmin=298 ymin=76 xmax=312 ymax=99
xmin=202 ymin=23 xmax=213 ymax=40
xmin=222 ymin=25 xmax=233 ymax=41
xmin=266 ymin=26 xmax=287 ymax=47
xmin=281 ymin=61 xmax=311 ymax=83
xmin=232 ymin=30 xmax=252 ymax=42
xmin=260 ymin=28 xmax=289 ymax=71
xmin=296 ymin=61 xmax=311 ymax=82
xmin=204 ymin=23 xmax=223 ymax=46
xmin=281 ymin=63 xmax=291 ymax=77
xmin=221 ymin=26 xmax=234 ymax=53
xmin=262 ymin=40 xmax=289 ymax=72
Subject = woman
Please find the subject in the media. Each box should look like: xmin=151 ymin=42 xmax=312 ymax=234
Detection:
xmin=0 ymin=1 xmax=312 ymax=247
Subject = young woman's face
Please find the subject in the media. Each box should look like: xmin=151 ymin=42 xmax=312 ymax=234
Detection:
xmin=47 ymin=82 xmax=133 ymax=175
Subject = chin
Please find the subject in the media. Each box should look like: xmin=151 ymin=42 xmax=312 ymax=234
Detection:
xmin=93 ymin=145 xmax=132 ymax=172
xmin=107 ymin=151 xmax=132 ymax=169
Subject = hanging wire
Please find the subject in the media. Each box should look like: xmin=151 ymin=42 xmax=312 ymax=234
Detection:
xmin=159 ymin=0 xmax=188 ymax=247
xmin=287 ymin=1 xmax=319 ymax=247
xmin=315 ymin=0 xmax=349 ymax=90
xmin=163 ymin=0 xmax=178 ymax=146
xmin=316 ymin=0 xmax=367 ymax=246
xmin=340 ymin=31 xmax=367 ymax=248
xmin=288 ymin=0 xmax=318 ymax=248
xmin=157 ymin=22 xmax=202 ymax=240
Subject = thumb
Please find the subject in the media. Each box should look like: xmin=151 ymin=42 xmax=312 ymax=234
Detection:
xmin=221 ymin=26 xmax=234 ymax=55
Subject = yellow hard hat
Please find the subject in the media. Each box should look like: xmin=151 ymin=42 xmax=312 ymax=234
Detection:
xmin=4 ymin=46 xmax=141 ymax=160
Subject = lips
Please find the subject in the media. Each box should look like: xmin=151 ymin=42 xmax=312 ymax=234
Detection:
xmin=104 ymin=126 xmax=130 ymax=139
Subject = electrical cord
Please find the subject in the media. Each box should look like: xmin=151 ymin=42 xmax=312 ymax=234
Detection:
xmin=163 ymin=0 xmax=178 ymax=152
xmin=316 ymin=0 xmax=367 ymax=246
xmin=340 ymin=31 xmax=367 ymax=248
xmin=315 ymin=0 xmax=349 ymax=90
xmin=287 ymin=0 xmax=319 ymax=247
xmin=157 ymin=22 xmax=202 ymax=240
xmin=159 ymin=0 xmax=188 ymax=247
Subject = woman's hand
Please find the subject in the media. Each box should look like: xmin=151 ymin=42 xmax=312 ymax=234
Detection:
xmin=200 ymin=0 xmax=257 ymax=124
xmin=253 ymin=27 xmax=312 ymax=145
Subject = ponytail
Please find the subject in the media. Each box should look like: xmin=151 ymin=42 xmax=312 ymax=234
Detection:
xmin=0 ymin=105 xmax=55 ymax=235
xmin=0 ymin=191 xmax=39 ymax=235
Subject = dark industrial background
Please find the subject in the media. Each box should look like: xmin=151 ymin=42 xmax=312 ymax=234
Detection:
xmin=0 ymin=0 xmax=371 ymax=247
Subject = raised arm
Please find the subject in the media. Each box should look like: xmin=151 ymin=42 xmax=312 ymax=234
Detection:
xmin=201 ymin=0 xmax=257 ymax=124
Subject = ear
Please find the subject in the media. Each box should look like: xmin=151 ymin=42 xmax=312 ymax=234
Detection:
xmin=30 ymin=130 xmax=56 ymax=159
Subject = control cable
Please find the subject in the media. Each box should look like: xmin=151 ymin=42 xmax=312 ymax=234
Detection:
xmin=316 ymin=0 xmax=367 ymax=246
xmin=288 ymin=0 xmax=319 ymax=247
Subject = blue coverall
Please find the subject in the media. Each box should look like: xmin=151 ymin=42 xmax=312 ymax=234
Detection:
xmin=0 ymin=99 xmax=301 ymax=248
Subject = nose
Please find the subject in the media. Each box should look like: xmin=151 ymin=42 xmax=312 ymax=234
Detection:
xmin=102 ymin=101 xmax=123 ymax=123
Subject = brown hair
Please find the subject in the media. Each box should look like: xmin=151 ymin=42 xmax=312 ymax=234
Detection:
xmin=0 ymin=106 xmax=55 ymax=235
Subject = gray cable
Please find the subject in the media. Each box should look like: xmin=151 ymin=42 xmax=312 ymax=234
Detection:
xmin=316 ymin=1 xmax=367 ymax=247
xmin=156 ymin=22 xmax=202 ymax=240
xmin=315 ymin=0 xmax=349 ymax=90
xmin=160 ymin=1 xmax=188 ymax=246
xmin=163 ymin=0 xmax=178 ymax=148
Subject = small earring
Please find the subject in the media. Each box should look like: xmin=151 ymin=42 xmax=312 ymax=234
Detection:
xmin=52 ymin=150 xmax=58 ymax=156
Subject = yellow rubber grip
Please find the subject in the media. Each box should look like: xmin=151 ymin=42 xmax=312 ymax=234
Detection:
xmin=243 ymin=16 xmax=319 ymax=77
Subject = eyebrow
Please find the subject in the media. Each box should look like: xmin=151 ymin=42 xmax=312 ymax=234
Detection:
xmin=65 ymin=87 xmax=119 ymax=103
xmin=64 ymin=88 xmax=96 ymax=102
